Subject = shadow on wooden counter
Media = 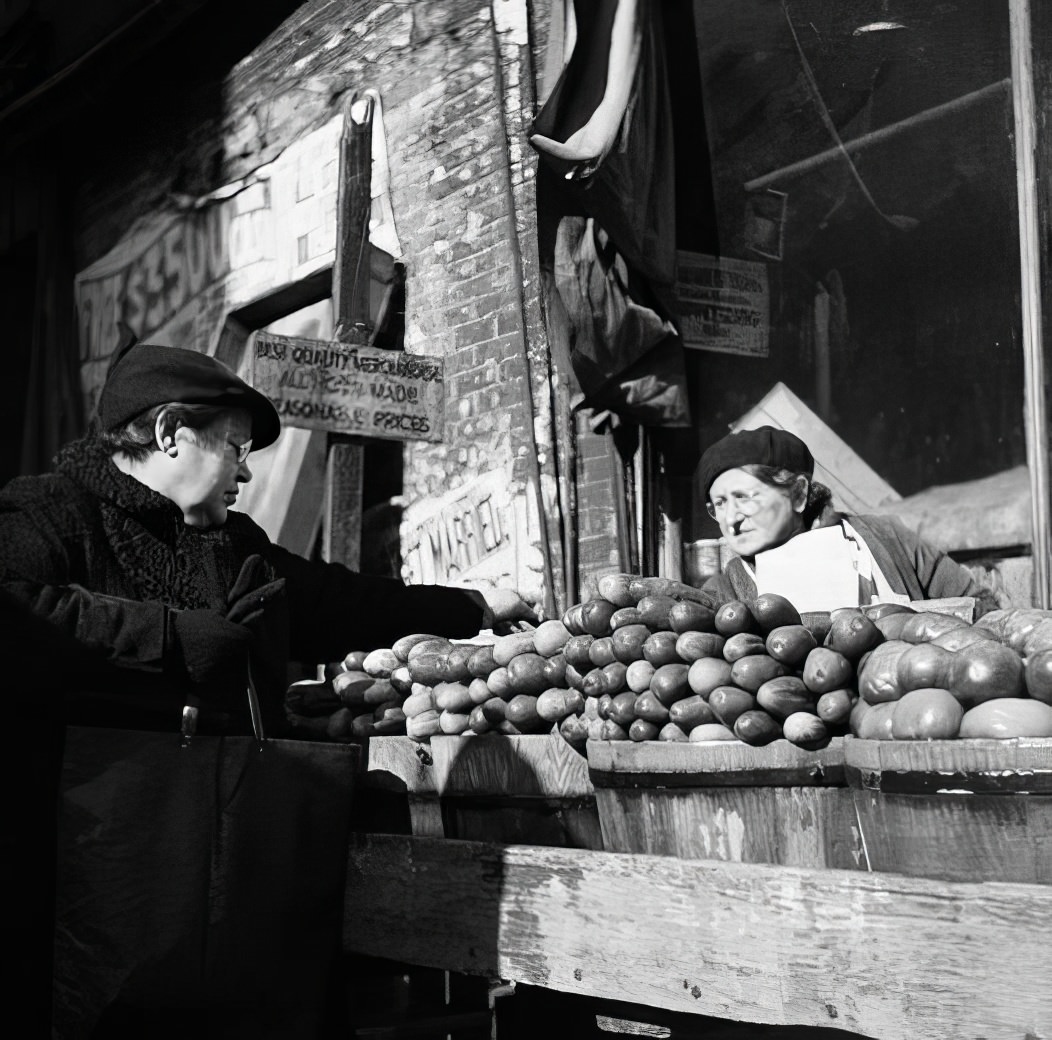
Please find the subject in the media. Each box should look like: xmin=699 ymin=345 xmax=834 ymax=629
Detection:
xmin=352 ymin=733 xmax=602 ymax=848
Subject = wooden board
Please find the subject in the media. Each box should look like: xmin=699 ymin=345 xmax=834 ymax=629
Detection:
xmin=358 ymin=734 xmax=439 ymax=792
xmin=344 ymin=834 xmax=1052 ymax=1040
xmin=356 ymin=734 xmax=601 ymax=849
xmin=252 ymin=331 xmax=445 ymax=443
xmin=587 ymin=738 xmax=845 ymax=787
xmin=845 ymin=736 xmax=1052 ymax=884
xmin=845 ymin=736 xmax=1052 ymax=793
xmin=360 ymin=734 xmax=593 ymax=797
xmin=430 ymin=732 xmax=593 ymax=798
xmin=595 ymin=787 xmax=862 ymax=870
xmin=851 ymin=788 xmax=1052 ymax=884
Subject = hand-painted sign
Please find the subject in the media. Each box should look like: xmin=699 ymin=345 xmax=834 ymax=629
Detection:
xmin=673 ymin=251 xmax=770 ymax=357
xmin=74 ymin=116 xmax=345 ymax=411
xmin=251 ymin=331 xmax=444 ymax=443
xmin=399 ymin=469 xmax=548 ymax=601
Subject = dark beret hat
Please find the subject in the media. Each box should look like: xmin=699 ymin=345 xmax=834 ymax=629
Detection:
xmin=96 ymin=340 xmax=281 ymax=451
xmin=699 ymin=425 xmax=814 ymax=498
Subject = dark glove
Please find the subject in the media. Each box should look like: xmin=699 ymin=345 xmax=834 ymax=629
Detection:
xmin=170 ymin=608 xmax=253 ymax=689
xmin=225 ymin=554 xmax=286 ymax=628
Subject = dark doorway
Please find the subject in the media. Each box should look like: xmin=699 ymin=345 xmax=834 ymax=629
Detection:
xmin=0 ymin=235 xmax=37 ymax=483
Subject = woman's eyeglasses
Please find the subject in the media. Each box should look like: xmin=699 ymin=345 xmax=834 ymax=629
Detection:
xmin=706 ymin=490 xmax=765 ymax=520
xmin=228 ymin=439 xmax=253 ymax=464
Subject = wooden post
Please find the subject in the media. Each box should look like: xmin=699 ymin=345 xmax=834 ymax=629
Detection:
xmin=1009 ymin=0 xmax=1051 ymax=608
xmin=323 ymin=95 xmax=375 ymax=570
xmin=814 ymin=282 xmax=831 ymax=420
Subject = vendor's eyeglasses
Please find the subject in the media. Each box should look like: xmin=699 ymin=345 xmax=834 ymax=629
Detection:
xmin=706 ymin=490 xmax=765 ymax=520
xmin=228 ymin=439 xmax=253 ymax=464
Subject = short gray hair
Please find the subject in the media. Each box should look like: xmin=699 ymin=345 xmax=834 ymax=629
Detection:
xmin=94 ymin=402 xmax=230 ymax=463
xmin=743 ymin=464 xmax=833 ymax=524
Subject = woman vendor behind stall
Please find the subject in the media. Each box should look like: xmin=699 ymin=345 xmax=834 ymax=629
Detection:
xmin=698 ymin=426 xmax=997 ymax=617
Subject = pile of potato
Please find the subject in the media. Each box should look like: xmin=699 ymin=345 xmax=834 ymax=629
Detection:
xmin=285 ymin=575 xmax=1052 ymax=747
xmin=548 ymin=574 xmax=868 ymax=751
xmin=284 ymin=644 xmax=416 ymax=742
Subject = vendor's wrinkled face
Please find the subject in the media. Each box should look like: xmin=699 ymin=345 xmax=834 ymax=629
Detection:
xmin=707 ymin=468 xmax=804 ymax=557
xmin=164 ymin=408 xmax=253 ymax=528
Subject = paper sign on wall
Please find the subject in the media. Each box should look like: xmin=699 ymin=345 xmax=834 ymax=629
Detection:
xmin=673 ymin=251 xmax=770 ymax=357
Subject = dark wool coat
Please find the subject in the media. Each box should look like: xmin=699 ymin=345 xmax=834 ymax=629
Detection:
xmin=0 ymin=437 xmax=485 ymax=733
xmin=702 ymin=511 xmax=998 ymax=617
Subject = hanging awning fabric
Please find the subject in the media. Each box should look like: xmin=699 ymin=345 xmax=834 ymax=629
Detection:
xmin=554 ymin=216 xmax=690 ymax=427
xmin=531 ymin=0 xmax=676 ymax=288
xmin=534 ymin=0 xmax=688 ymax=428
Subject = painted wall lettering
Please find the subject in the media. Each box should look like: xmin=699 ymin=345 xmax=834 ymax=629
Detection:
xmin=73 ymin=117 xmax=344 ymax=410
xmin=401 ymin=471 xmax=515 ymax=586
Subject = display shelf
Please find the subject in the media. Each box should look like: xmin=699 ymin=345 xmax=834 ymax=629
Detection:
xmin=344 ymin=832 xmax=1052 ymax=1040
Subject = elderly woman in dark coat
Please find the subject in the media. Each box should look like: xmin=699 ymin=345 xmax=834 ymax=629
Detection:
xmin=0 ymin=338 xmax=530 ymax=734
xmin=698 ymin=426 xmax=997 ymax=617
xmin=0 ymin=337 xmax=533 ymax=1038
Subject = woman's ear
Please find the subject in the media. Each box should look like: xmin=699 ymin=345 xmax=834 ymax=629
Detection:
xmin=155 ymin=409 xmax=181 ymax=457
xmin=791 ymin=475 xmax=810 ymax=513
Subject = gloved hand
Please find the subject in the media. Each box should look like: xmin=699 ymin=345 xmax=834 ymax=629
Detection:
xmin=170 ymin=608 xmax=254 ymax=690
xmin=168 ymin=556 xmax=288 ymax=711
xmin=225 ymin=554 xmax=286 ymax=629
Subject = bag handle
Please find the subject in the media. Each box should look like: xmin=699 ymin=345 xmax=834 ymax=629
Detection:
xmin=179 ymin=660 xmax=266 ymax=749
xmin=246 ymin=658 xmax=266 ymax=746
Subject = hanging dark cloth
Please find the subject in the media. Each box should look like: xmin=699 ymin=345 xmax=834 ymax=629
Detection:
xmin=554 ymin=216 xmax=690 ymax=427
xmin=531 ymin=0 xmax=677 ymax=288
xmin=533 ymin=0 xmax=688 ymax=427
xmin=20 ymin=173 xmax=85 ymax=475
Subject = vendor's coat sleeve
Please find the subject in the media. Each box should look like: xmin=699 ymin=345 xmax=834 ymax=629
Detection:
xmin=849 ymin=513 xmax=997 ymax=612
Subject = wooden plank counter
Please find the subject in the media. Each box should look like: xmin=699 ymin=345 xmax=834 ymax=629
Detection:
xmin=344 ymin=833 xmax=1052 ymax=1040
xmin=356 ymin=734 xmax=601 ymax=847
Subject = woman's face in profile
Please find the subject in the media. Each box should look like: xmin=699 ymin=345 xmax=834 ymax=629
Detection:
xmin=169 ymin=408 xmax=253 ymax=528
xmin=708 ymin=467 xmax=800 ymax=557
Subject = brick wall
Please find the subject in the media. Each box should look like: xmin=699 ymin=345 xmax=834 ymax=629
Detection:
xmin=575 ymin=412 xmax=630 ymax=601
xmin=69 ymin=0 xmax=566 ymax=606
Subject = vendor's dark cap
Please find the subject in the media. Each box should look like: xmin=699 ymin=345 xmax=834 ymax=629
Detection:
xmin=96 ymin=334 xmax=280 ymax=450
xmin=699 ymin=425 xmax=814 ymax=498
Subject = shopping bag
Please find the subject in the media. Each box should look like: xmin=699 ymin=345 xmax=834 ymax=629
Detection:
xmin=52 ymin=725 xmax=359 ymax=1038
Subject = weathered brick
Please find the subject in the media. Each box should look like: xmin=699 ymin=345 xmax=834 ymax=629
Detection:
xmin=69 ymin=0 xmax=570 ymax=602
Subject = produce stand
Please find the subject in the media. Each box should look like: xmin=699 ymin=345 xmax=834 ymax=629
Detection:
xmin=337 ymin=590 xmax=1052 ymax=1038
xmin=343 ymin=831 xmax=1052 ymax=1040
xmin=345 ymin=733 xmax=1052 ymax=1040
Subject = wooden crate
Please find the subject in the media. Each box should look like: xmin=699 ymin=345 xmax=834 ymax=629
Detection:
xmin=845 ymin=736 xmax=1052 ymax=884
xmin=358 ymin=733 xmax=602 ymax=850
xmin=587 ymin=738 xmax=864 ymax=869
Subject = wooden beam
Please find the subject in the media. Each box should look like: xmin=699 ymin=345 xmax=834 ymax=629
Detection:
xmin=1010 ymin=0 xmax=1051 ymax=608
xmin=744 ymin=79 xmax=1010 ymax=193
xmin=324 ymin=97 xmax=374 ymax=570
xmin=344 ymin=834 xmax=1052 ymax=1040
